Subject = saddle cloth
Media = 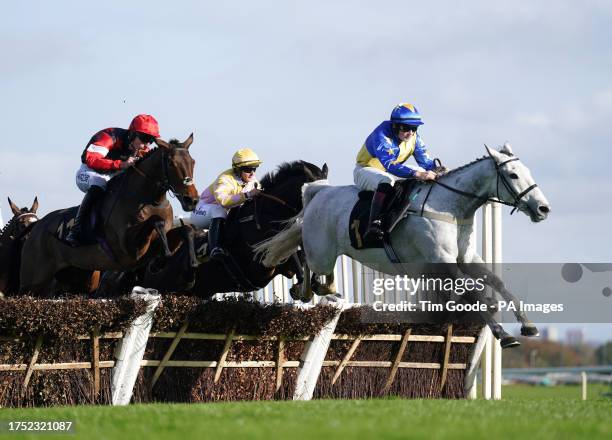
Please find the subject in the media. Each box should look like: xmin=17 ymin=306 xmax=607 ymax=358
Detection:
xmin=348 ymin=180 xmax=421 ymax=250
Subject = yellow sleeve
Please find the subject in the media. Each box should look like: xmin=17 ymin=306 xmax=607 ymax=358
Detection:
xmin=213 ymin=174 xmax=245 ymax=208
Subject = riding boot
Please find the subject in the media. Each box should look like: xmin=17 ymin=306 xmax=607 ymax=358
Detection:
xmin=208 ymin=218 xmax=228 ymax=261
xmin=364 ymin=182 xmax=393 ymax=242
xmin=66 ymin=185 xmax=105 ymax=247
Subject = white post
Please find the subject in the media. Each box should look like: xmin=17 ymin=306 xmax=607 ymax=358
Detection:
xmin=341 ymin=256 xmax=349 ymax=301
xmin=0 ymin=207 xmax=4 ymax=229
xmin=293 ymin=300 xmax=346 ymax=400
xmin=111 ymin=287 xmax=161 ymax=405
xmin=492 ymin=202 xmax=503 ymax=400
xmin=467 ymin=218 xmax=478 ymax=400
xmin=581 ymin=371 xmax=588 ymax=400
xmin=351 ymin=259 xmax=360 ymax=303
xmin=481 ymin=204 xmax=492 ymax=400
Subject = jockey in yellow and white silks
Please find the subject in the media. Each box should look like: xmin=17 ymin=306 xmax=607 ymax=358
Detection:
xmin=354 ymin=103 xmax=442 ymax=241
xmin=190 ymin=148 xmax=262 ymax=260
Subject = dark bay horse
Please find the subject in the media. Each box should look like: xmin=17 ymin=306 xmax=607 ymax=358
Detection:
xmin=99 ymin=161 xmax=328 ymax=298
xmin=0 ymin=197 xmax=39 ymax=296
xmin=19 ymin=136 xmax=199 ymax=296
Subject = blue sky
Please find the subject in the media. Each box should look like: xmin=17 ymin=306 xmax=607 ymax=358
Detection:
xmin=1 ymin=1 xmax=610 ymax=340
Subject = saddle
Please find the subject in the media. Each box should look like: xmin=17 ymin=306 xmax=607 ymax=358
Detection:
xmin=348 ymin=179 xmax=421 ymax=250
xmin=55 ymin=205 xmax=103 ymax=247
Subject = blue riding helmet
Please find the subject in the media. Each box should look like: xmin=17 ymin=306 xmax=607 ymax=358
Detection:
xmin=390 ymin=103 xmax=424 ymax=126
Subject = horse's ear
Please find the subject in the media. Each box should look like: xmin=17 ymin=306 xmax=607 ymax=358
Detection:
xmin=155 ymin=138 xmax=171 ymax=150
xmin=183 ymin=133 xmax=194 ymax=149
xmin=8 ymin=197 xmax=19 ymax=215
xmin=303 ymin=166 xmax=316 ymax=181
xmin=500 ymin=142 xmax=514 ymax=156
xmin=322 ymin=163 xmax=328 ymax=178
xmin=484 ymin=144 xmax=497 ymax=158
xmin=30 ymin=197 xmax=39 ymax=213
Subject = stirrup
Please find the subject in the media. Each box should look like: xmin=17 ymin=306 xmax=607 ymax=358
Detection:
xmin=364 ymin=220 xmax=384 ymax=241
xmin=210 ymin=247 xmax=228 ymax=261
xmin=65 ymin=233 xmax=79 ymax=247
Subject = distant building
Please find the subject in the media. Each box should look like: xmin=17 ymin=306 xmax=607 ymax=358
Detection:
xmin=541 ymin=326 xmax=559 ymax=342
xmin=566 ymin=328 xmax=585 ymax=346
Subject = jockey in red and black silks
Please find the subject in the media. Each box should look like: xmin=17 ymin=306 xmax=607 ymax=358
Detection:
xmin=67 ymin=114 xmax=160 ymax=246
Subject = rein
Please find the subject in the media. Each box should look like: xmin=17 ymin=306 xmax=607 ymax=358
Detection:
xmin=251 ymin=192 xmax=298 ymax=231
xmin=430 ymin=152 xmax=538 ymax=215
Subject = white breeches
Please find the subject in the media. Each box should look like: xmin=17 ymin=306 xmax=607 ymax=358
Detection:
xmin=189 ymin=203 xmax=227 ymax=229
xmin=353 ymin=165 xmax=401 ymax=191
xmin=75 ymin=164 xmax=117 ymax=192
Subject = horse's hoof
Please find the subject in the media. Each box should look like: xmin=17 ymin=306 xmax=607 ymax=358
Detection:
xmin=521 ymin=325 xmax=539 ymax=337
xmin=312 ymin=283 xmax=337 ymax=296
xmin=290 ymin=284 xmax=314 ymax=302
xmin=501 ymin=336 xmax=521 ymax=349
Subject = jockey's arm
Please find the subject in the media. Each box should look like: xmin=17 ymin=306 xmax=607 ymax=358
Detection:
xmin=84 ymin=132 xmax=123 ymax=172
xmin=413 ymin=135 xmax=436 ymax=171
xmin=213 ymin=175 xmax=246 ymax=208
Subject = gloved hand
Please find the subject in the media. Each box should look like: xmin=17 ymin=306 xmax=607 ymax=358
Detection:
xmin=245 ymin=188 xmax=262 ymax=200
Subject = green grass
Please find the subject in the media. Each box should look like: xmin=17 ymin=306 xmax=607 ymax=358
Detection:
xmin=1 ymin=385 xmax=610 ymax=440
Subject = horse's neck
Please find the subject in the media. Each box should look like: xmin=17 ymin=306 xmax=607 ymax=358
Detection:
xmin=124 ymin=151 xmax=167 ymax=205
xmin=264 ymin=179 xmax=304 ymax=218
xmin=425 ymin=158 xmax=496 ymax=218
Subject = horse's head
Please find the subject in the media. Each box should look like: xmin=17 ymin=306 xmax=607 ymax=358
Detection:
xmin=7 ymin=196 xmax=39 ymax=233
xmin=260 ymin=161 xmax=328 ymax=211
xmin=154 ymin=134 xmax=199 ymax=212
xmin=485 ymin=143 xmax=550 ymax=222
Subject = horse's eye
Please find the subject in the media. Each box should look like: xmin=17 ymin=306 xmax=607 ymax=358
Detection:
xmin=183 ymin=177 xmax=193 ymax=186
xmin=509 ymin=173 xmax=519 ymax=179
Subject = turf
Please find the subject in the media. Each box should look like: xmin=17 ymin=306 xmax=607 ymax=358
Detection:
xmin=1 ymin=385 xmax=610 ymax=440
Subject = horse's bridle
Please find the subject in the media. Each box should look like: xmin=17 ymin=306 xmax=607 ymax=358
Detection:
xmin=431 ymin=151 xmax=539 ymax=216
xmin=130 ymin=147 xmax=194 ymax=202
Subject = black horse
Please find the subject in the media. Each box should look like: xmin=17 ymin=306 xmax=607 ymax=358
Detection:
xmin=98 ymin=160 xmax=328 ymax=298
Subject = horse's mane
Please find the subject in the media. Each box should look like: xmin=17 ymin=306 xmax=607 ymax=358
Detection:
xmin=441 ymin=155 xmax=489 ymax=178
xmin=105 ymin=140 xmax=181 ymax=191
xmin=259 ymin=161 xmax=323 ymax=190
xmin=0 ymin=215 xmax=17 ymax=239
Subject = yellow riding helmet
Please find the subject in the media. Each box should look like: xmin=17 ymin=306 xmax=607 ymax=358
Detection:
xmin=232 ymin=148 xmax=263 ymax=168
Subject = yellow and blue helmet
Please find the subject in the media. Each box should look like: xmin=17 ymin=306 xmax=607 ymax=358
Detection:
xmin=390 ymin=103 xmax=424 ymax=126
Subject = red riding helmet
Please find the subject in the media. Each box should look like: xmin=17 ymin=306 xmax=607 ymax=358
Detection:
xmin=129 ymin=114 xmax=160 ymax=138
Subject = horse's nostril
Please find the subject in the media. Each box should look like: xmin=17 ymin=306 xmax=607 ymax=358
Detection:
xmin=538 ymin=205 xmax=550 ymax=214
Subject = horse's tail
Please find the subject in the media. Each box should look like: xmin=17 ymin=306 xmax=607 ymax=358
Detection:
xmin=253 ymin=213 xmax=303 ymax=267
xmin=302 ymin=179 xmax=329 ymax=208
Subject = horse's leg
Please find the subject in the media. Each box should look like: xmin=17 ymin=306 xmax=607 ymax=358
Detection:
xmin=182 ymin=226 xmax=198 ymax=269
xmin=153 ymin=220 xmax=172 ymax=258
xmin=459 ymin=257 xmax=539 ymax=337
xmin=295 ymin=259 xmax=314 ymax=302
xmin=477 ymin=309 xmax=520 ymax=348
xmin=288 ymin=252 xmax=308 ymax=299
xmin=312 ymin=270 xmax=339 ymax=296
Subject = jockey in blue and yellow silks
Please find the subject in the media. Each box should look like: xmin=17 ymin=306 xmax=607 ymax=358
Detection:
xmin=354 ymin=103 xmax=442 ymax=241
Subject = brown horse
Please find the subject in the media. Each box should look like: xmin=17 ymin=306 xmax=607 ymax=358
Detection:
xmin=98 ymin=161 xmax=328 ymax=298
xmin=19 ymin=135 xmax=199 ymax=296
xmin=0 ymin=197 xmax=39 ymax=297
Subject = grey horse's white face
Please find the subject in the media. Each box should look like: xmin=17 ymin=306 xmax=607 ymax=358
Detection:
xmin=486 ymin=143 xmax=551 ymax=222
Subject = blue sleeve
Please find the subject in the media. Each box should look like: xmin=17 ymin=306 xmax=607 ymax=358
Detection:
xmin=413 ymin=135 xmax=436 ymax=170
xmin=373 ymin=142 xmax=418 ymax=178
